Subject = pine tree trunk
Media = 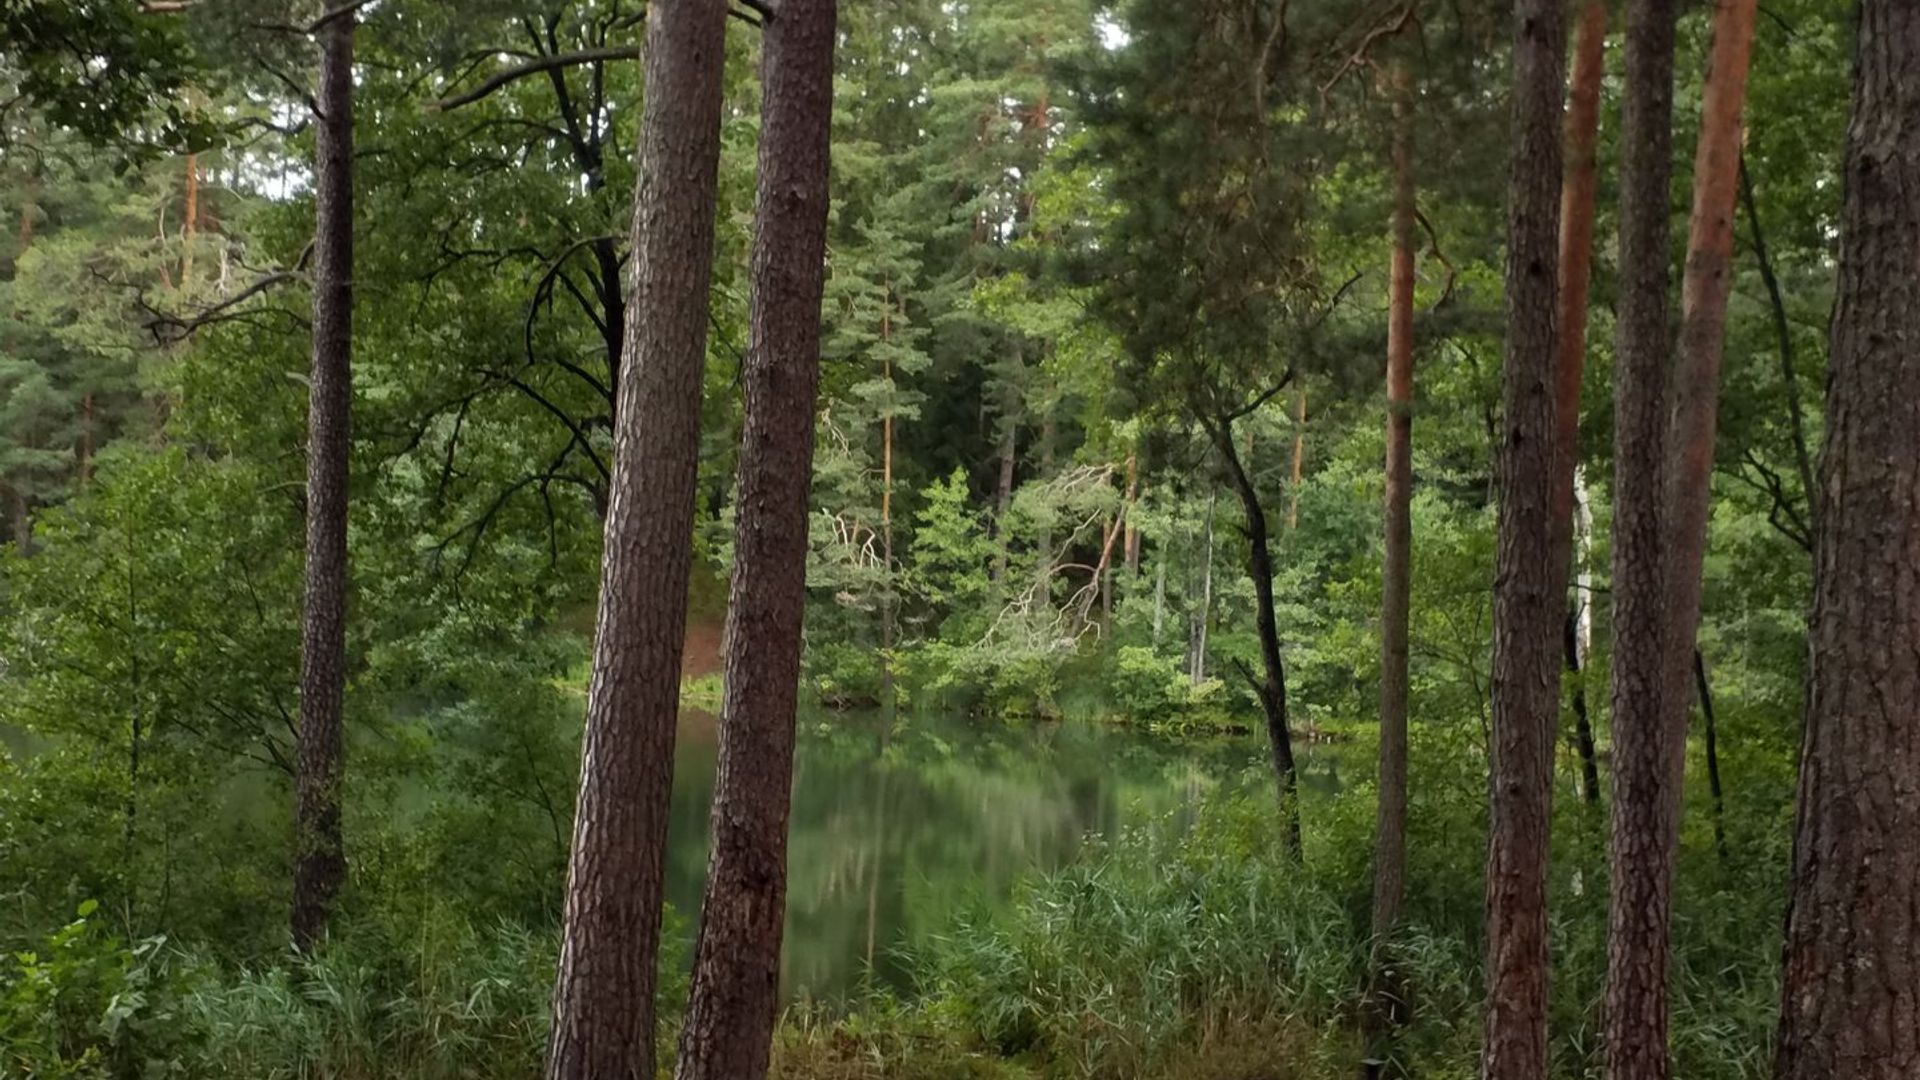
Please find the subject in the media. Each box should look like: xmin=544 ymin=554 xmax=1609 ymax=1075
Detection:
xmin=181 ymin=152 xmax=198 ymax=285
xmin=547 ymin=3 xmax=730 ymax=1076
xmin=990 ymin=417 xmax=1017 ymax=584
xmin=1775 ymin=2 xmax=1920 ymax=1073
xmin=1602 ymin=0 xmax=1681 ymax=1071
xmin=1371 ymin=57 xmax=1416 ymax=1002
xmin=291 ymin=12 xmax=355 ymax=955
xmin=1480 ymin=0 xmax=1567 ymax=1071
xmin=674 ymin=3 xmax=837 ymax=1074
xmin=1659 ymin=0 xmax=1756 ymax=791
xmin=1553 ymin=0 xmax=1607 ymax=813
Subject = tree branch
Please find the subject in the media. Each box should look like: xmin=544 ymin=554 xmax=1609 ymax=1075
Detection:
xmin=430 ymin=47 xmax=642 ymax=113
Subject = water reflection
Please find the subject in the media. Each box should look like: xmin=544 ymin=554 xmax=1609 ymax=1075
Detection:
xmin=665 ymin=711 xmax=1280 ymax=1002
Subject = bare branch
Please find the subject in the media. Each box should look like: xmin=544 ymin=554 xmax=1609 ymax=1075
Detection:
xmin=430 ymin=47 xmax=641 ymax=113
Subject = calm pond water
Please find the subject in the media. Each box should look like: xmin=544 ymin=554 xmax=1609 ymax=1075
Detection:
xmin=664 ymin=709 xmax=1344 ymax=1002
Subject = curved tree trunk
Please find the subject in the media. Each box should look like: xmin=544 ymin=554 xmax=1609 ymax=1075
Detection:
xmin=674 ymin=1 xmax=838 ymax=1075
xmin=547 ymin=4 xmax=731 ymax=1077
xmin=291 ymin=11 xmax=355 ymax=954
xmin=1775 ymin=2 xmax=1920 ymax=1074
xmin=1480 ymin=0 xmax=1566 ymax=1072
xmin=1602 ymin=0 xmax=1681 ymax=1071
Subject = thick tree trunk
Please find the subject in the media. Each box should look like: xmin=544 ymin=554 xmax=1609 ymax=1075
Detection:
xmin=1371 ymin=58 xmax=1415 ymax=999
xmin=546 ymin=4 xmax=730 ymax=1077
xmin=674 ymin=3 xmax=837 ymax=1074
xmin=1212 ymin=419 xmax=1300 ymax=856
xmin=1480 ymin=0 xmax=1566 ymax=1072
xmin=1602 ymin=0 xmax=1680 ymax=1071
xmin=1775 ymin=2 xmax=1920 ymax=1074
xmin=291 ymin=12 xmax=355 ymax=955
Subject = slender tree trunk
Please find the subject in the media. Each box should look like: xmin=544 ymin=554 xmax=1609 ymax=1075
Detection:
xmin=291 ymin=12 xmax=355 ymax=955
xmin=879 ymin=346 xmax=896 ymax=707
xmin=1480 ymin=0 xmax=1567 ymax=1071
xmin=1659 ymin=0 xmax=1757 ymax=787
xmin=1550 ymin=0 xmax=1606 ymax=574
xmin=181 ymin=152 xmax=198 ymax=285
xmin=674 ymin=3 xmax=837 ymax=1073
xmin=1152 ymin=553 xmax=1167 ymax=643
xmin=1602 ymin=0 xmax=1681 ymax=1071
xmin=1190 ymin=490 xmax=1216 ymax=684
xmin=990 ymin=416 xmax=1017 ymax=584
xmin=547 ymin=4 xmax=730 ymax=1076
xmin=1692 ymin=650 xmax=1726 ymax=860
xmin=1122 ymin=453 xmax=1140 ymax=575
xmin=1775 ymin=3 xmax=1920 ymax=1073
xmin=1566 ymin=605 xmax=1601 ymax=804
xmin=1212 ymin=419 xmax=1300 ymax=856
xmin=1370 ymin=60 xmax=1416 ymax=1033
xmin=1553 ymin=0 xmax=1607 ymax=814
xmin=78 ymin=393 xmax=94 ymax=487
xmin=1288 ymin=388 xmax=1306 ymax=530
xmin=1737 ymin=157 xmax=1815 ymax=534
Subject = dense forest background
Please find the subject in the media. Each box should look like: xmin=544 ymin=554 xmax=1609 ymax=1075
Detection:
xmin=0 ymin=0 xmax=1886 ymax=1077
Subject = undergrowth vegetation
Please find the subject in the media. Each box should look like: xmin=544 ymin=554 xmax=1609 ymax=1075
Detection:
xmin=2 ymin=731 xmax=1791 ymax=1079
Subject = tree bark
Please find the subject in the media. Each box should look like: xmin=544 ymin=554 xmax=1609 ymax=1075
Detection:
xmin=1659 ymin=0 xmax=1756 ymax=793
xmin=547 ymin=4 xmax=731 ymax=1077
xmin=1371 ymin=56 xmax=1415 ymax=995
xmin=291 ymin=11 xmax=355 ymax=955
xmin=674 ymin=2 xmax=837 ymax=1074
xmin=1775 ymin=2 xmax=1920 ymax=1074
xmin=1480 ymin=0 xmax=1566 ymax=1072
xmin=879 ymin=345 xmax=897 ymax=707
xmin=1549 ymin=0 xmax=1607 ymax=578
xmin=1211 ymin=418 xmax=1301 ymax=856
xmin=1602 ymin=0 xmax=1681 ymax=1071
xmin=1553 ymin=0 xmax=1607 ymax=814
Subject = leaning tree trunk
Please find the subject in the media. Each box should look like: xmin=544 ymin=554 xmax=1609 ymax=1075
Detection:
xmin=1553 ymin=0 xmax=1607 ymax=809
xmin=1370 ymin=58 xmax=1416 ymax=1030
xmin=291 ymin=11 xmax=355 ymax=954
xmin=1775 ymin=1 xmax=1920 ymax=1075
xmin=674 ymin=1 xmax=837 ymax=1075
xmin=1602 ymin=0 xmax=1681 ymax=1071
xmin=546 ymin=3 xmax=730 ymax=1078
xmin=1480 ymin=0 xmax=1566 ymax=1072
xmin=1211 ymin=419 xmax=1300 ymax=856
xmin=1658 ymin=0 xmax=1756 ymax=799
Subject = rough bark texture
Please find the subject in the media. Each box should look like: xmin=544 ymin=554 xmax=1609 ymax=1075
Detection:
xmin=1373 ymin=58 xmax=1415 ymax=954
xmin=546 ymin=4 xmax=730 ymax=1077
xmin=1775 ymin=1 xmax=1920 ymax=1074
xmin=1602 ymin=0 xmax=1679 ymax=1072
xmin=673 ymin=2 xmax=837 ymax=1075
xmin=1480 ymin=0 xmax=1565 ymax=1073
xmin=291 ymin=13 xmax=355 ymax=954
